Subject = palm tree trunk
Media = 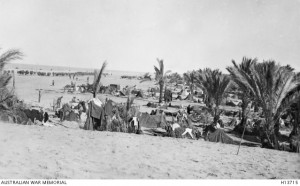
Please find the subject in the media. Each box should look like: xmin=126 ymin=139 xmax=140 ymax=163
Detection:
xmin=272 ymin=120 xmax=280 ymax=150
xmin=190 ymin=85 xmax=194 ymax=101
xmin=240 ymin=111 xmax=246 ymax=126
xmin=159 ymin=82 xmax=163 ymax=103
xmin=295 ymin=101 xmax=300 ymax=135
xmin=295 ymin=109 xmax=299 ymax=135
xmin=240 ymin=97 xmax=249 ymax=126
xmin=213 ymin=106 xmax=219 ymax=123
xmin=291 ymin=102 xmax=300 ymax=136
xmin=264 ymin=119 xmax=280 ymax=150
xmin=93 ymin=84 xmax=101 ymax=98
xmin=13 ymin=73 xmax=15 ymax=89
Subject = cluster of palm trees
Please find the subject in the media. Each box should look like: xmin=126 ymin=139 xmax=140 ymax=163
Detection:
xmin=227 ymin=58 xmax=300 ymax=148
xmin=148 ymin=59 xmax=232 ymax=122
xmin=1 ymin=46 xmax=299 ymax=149
xmin=147 ymin=58 xmax=299 ymax=149
xmin=183 ymin=70 xmax=197 ymax=101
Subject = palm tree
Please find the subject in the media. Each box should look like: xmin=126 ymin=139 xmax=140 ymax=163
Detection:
xmin=0 ymin=48 xmax=23 ymax=106
xmin=153 ymin=58 xmax=171 ymax=103
xmin=140 ymin=72 xmax=152 ymax=81
xmin=276 ymin=72 xmax=300 ymax=136
xmin=168 ymin=72 xmax=183 ymax=84
xmin=183 ymin=70 xmax=197 ymax=101
xmin=228 ymin=60 xmax=300 ymax=149
xmin=196 ymin=68 xmax=231 ymax=121
xmin=92 ymin=61 xmax=107 ymax=98
xmin=227 ymin=57 xmax=257 ymax=126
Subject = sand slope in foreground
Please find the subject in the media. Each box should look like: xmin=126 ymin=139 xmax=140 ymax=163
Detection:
xmin=0 ymin=122 xmax=299 ymax=179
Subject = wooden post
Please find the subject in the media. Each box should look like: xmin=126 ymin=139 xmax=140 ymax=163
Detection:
xmin=36 ymin=89 xmax=42 ymax=103
xmin=13 ymin=72 xmax=15 ymax=89
xmin=52 ymin=99 xmax=55 ymax=111
xmin=38 ymin=90 xmax=41 ymax=103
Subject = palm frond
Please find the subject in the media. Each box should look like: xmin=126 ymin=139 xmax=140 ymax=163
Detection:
xmin=274 ymin=84 xmax=300 ymax=122
xmin=139 ymin=77 xmax=151 ymax=83
xmin=196 ymin=68 xmax=230 ymax=109
xmin=154 ymin=65 xmax=161 ymax=81
xmin=0 ymin=74 xmax=11 ymax=89
xmin=0 ymin=48 xmax=23 ymax=112
xmin=226 ymin=57 xmax=258 ymax=110
xmin=0 ymin=49 xmax=23 ymax=71
xmin=164 ymin=70 xmax=172 ymax=75
xmin=157 ymin=58 xmax=164 ymax=75
xmin=93 ymin=61 xmax=107 ymax=97
xmin=227 ymin=57 xmax=300 ymax=132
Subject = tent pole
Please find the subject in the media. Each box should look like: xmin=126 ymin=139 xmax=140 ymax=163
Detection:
xmin=237 ymin=122 xmax=247 ymax=155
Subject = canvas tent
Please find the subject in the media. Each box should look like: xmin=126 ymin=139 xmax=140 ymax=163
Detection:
xmin=56 ymin=103 xmax=79 ymax=122
xmin=136 ymin=91 xmax=144 ymax=98
xmin=84 ymin=98 xmax=117 ymax=131
xmin=138 ymin=112 xmax=167 ymax=128
xmin=110 ymin=84 xmax=120 ymax=91
xmin=84 ymin=98 xmax=105 ymax=130
xmin=206 ymin=129 xmax=234 ymax=144
xmin=24 ymin=109 xmax=43 ymax=122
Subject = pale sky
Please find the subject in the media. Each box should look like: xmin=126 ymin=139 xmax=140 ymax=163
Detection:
xmin=0 ymin=0 xmax=299 ymax=73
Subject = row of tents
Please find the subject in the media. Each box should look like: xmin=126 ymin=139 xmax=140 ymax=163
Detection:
xmin=75 ymin=97 xmax=237 ymax=145
xmin=82 ymin=98 xmax=168 ymax=132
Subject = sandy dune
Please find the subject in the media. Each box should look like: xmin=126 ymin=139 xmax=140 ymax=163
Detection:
xmin=0 ymin=122 xmax=299 ymax=179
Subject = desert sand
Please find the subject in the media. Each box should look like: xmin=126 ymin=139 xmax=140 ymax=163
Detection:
xmin=0 ymin=122 xmax=299 ymax=179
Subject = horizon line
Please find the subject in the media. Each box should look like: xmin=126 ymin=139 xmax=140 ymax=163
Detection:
xmin=8 ymin=62 xmax=150 ymax=74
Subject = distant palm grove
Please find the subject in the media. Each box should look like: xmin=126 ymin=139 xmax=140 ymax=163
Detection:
xmin=147 ymin=57 xmax=300 ymax=150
